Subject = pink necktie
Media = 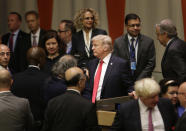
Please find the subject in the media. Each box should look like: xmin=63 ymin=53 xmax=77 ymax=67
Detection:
xmin=9 ymin=33 xmax=14 ymax=52
xmin=92 ymin=60 xmax=103 ymax=103
xmin=148 ymin=108 xmax=153 ymax=131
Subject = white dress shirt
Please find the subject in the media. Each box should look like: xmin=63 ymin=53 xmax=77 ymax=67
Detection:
xmin=95 ymin=53 xmax=111 ymax=100
xmin=31 ymin=28 xmax=40 ymax=46
xmin=139 ymin=99 xmax=165 ymax=131
xmin=83 ymin=29 xmax=92 ymax=57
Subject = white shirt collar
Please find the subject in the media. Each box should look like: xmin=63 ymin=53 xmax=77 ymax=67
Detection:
xmin=128 ymin=34 xmax=138 ymax=41
xmin=12 ymin=29 xmax=20 ymax=35
xmin=67 ymin=89 xmax=80 ymax=94
xmin=166 ymin=38 xmax=174 ymax=46
xmin=28 ymin=65 xmax=40 ymax=70
xmin=102 ymin=53 xmax=112 ymax=64
xmin=0 ymin=91 xmax=11 ymax=94
xmin=31 ymin=28 xmax=40 ymax=37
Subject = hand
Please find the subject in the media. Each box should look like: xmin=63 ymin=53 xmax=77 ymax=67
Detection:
xmin=128 ymin=91 xmax=138 ymax=99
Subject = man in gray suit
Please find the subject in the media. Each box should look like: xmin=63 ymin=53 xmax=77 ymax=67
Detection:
xmin=113 ymin=13 xmax=155 ymax=82
xmin=0 ymin=69 xmax=34 ymax=131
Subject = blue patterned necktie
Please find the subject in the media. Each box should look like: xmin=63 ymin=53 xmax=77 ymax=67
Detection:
xmin=130 ymin=38 xmax=136 ymax=75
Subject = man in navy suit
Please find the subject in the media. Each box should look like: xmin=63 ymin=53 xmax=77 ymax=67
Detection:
xmin=2 ymin=12 xmax=30 ymax=73
xmin=83 ymin=35 xmax=133 ymax=102
xmin=111 ymin=78 xmax=177 ymax=131
xmin=25 ymin=10 xmax=46 ymax=47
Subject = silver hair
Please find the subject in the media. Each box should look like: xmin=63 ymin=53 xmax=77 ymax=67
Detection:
xmin=92 ymin=35 xmax=113 ymax=51
xmin=156 ymin=19 xmax=177 ymax=38
xmin=52 ymin=55 xmax=77 ymax=79
xmin=135 ymin=78 xmax=160 ymax=98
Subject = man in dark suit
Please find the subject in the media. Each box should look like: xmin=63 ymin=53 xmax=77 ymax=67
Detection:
xmin=175 ymin=80 xmax=186 ymax=131
xmin=111 ymin=78 xmax=177 ymax=131
xmin=0 ymin=69 xmax=34 ymax=131
xmin=2 ymin=12 xmax=31 ymax=73
xmin=83 ymin=35 xmax=133 ymax=102
xmin=73 ymin=8 xmax=107 ymax=68
xmin=42 ymin=67 xmax=100 ymax=131
xmin=58 ymin=20 xmax=77 ymax=54
xmin=113 ymin=13 xmax=155 ymax=81
xmin=11 ymin=47 xmax=49 ymax=131
xmin=156 ymin=19 xmax=186 ymax=79
xmin=25 ymin=10 xmax=46 ymax=47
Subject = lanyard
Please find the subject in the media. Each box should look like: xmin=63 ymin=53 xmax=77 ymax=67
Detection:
xmin=129 ymin=38 xmax=138 ymax=52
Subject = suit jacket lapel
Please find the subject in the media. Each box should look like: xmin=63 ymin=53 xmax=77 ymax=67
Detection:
xmin=157 ymin=101 xmax=169 ymax=130
xmin=101 ymin=55 xmax=114 ymax=91
xmin=136 ymin=34 xmax=143 ymax=66
xmin=123 ymin=34 xmax=130 ymax=59
xmin=135 ymin=100 xmax=142 ymax=131
xmin=161 ymin=38 xmax=176 ymax=69
xmin=90 ymin=59 xmax=99 ymax=90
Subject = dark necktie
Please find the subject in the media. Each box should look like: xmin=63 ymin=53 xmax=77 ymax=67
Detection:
xmin=33 ymin=35 xmax=37 ymax=46
xmin=92 ymin=60 xmax=103 ymax=103
xmin=148 ymin=108 xmax=154 ymax=131
xmin=9 ymin=33 xmax=14 ymax=52
xmin=130 ymin=38 xmax=136 ymax=75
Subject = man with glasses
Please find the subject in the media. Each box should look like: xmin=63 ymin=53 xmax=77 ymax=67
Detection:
xmin=58 ymin=20 xmax=76 ymax=54
xmin=113 ymin=13 xmax=155 ymax=84
xmin=175 ymin=79 xmax=186 ymax=130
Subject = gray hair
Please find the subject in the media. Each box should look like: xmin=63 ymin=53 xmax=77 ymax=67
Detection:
xmin=135 ymin=78 xmax=160 ymax=98
xmin=52 ymin=55 xmax=77 ymax=79
xmin=156 ymin=19 xmax=177 ymax=38
xmin=92 ymin=35 xmax=113 ymax=51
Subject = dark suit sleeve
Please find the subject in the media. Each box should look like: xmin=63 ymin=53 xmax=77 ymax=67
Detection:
xmin=136 ymin=40 xmax=155 ymax=80
xmin=85 ymin=104 xmax=101 ymax=131
xmin=120 ymin=59 xmax=134 ymax=92
xmin=41 ymin=101 xmax=54 ymax=131
xmin=175 ymin=113 xmax=186 ymax=131
xmin=169 ymin=44 xmax=186 ymax=78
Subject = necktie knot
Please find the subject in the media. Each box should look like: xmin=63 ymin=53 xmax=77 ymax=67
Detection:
xmin=100 ymin=60 xmax=104 ymax=64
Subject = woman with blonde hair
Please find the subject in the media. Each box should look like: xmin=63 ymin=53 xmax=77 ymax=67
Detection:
xmin=73 ymin=8 xmax=107 ymax=67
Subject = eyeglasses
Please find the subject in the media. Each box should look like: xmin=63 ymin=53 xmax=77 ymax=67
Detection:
xmin=0 ymin=52 xmax=11 ymax=56
xmin=168 ymin=92 xmax=178 ymax=95
xmin=84 ymin=17 xmax=94 ymax=20
xmin=127 ymin=24 xmax=141 ymax=28
xmin=58 ymin=29 xmax=68 ymax=33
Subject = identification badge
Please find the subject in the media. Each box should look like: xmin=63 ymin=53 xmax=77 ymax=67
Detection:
xmin=131 ymin=61 xmax=136 ymax=70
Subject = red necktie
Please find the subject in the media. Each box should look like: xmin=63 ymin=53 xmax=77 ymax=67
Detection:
xmin=148 ymin=108 xmax=153 ymax=131
xmin=33 ymin=35 xmax=37 ymax=46
xmin=9 ymin=33 xmax=14 ymax=52
xmin=92 ymin=60 xmax=103 ymax=103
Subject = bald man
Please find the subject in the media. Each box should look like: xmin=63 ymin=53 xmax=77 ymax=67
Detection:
xmin=0 ymin=44 xmax=11 ymax=71
xmin=0 ymin=69 xmax=34 ymax=131
xmin=175 ymin=80 xmax=186 ymax=131
xmin=11 ymin=47 xmax=49 ymax=131
xmin=42 ymin=67 xmax=100 ymax=131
